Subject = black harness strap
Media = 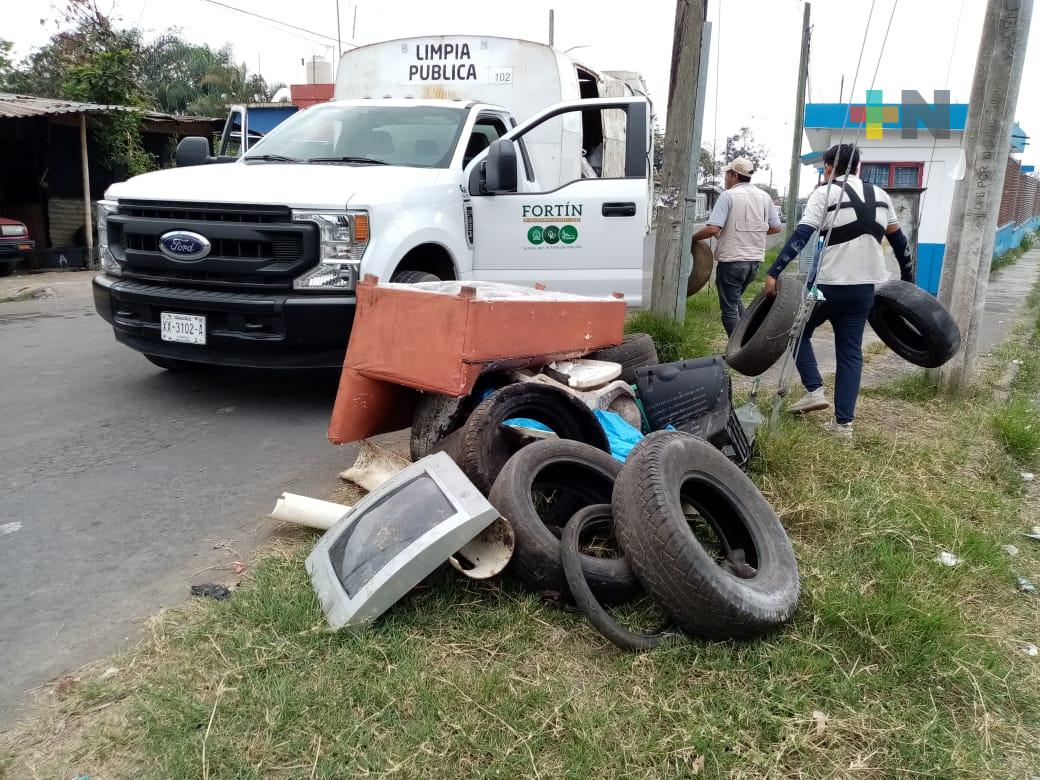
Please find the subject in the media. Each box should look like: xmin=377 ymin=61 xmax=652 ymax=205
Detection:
xmin=821 ymin=182 xmax=887 ymax=246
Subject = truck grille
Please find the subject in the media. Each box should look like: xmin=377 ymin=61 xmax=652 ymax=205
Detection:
xmin=108 ymin=201 xmax=317 ymax=290
xmin=123 ymin=201 xmax=288 ymax=224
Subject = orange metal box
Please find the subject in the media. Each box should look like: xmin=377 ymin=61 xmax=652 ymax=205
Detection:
xmin=328 ymin=279 xmax=626 ymax=445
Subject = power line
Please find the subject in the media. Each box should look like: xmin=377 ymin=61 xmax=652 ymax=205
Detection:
xmin=921 ymin=0 xmax=968 ymax=220
xmin=199 ymin=0 xmax=357 ymax=48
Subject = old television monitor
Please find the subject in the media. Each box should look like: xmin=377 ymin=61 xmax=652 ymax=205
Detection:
xmin=305 ymin=452 xmax=498 ymax=629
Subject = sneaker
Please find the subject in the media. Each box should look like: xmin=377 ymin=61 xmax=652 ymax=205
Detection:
xmin=823 ymin=420 xmax=854 ymax=440
xmin=788 ymin=387 xmax=830 ymax=414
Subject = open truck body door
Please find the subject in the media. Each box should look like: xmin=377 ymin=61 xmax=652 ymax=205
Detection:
xmin=464 ymin=97 xmax=651 ymax=306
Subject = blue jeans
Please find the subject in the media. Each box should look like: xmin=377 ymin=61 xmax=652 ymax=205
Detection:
xmin=716 ymin=261 xmax=761 ymax=336
xmin=795 ymin=284 xmax=875 ymax=424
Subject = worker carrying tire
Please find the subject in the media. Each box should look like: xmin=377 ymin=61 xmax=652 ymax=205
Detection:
xmin=691 ymin=157 xmax=782 ymax=336
xmin=764 ymin=143 xmax=915 ymax=440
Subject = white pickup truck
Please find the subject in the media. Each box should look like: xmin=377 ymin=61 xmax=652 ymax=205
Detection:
xmin=92 ymin=36 xmax=652 ymax=369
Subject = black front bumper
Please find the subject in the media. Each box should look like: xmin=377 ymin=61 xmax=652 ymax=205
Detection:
xmin=0 ymin=238 xmax=34 ymax=262
xmin=92 ymin=274 xmax=355 ymax=369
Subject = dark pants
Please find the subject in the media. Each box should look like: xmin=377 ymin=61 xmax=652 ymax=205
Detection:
xmin=795 ymin=283 xmax=875 ymax=425
xmin=716 ymin=261 xmax=761 ymax=336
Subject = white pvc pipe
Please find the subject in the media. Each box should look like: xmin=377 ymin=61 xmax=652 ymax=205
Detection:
xmin=271 ymin=493 xmax=351 ymax=531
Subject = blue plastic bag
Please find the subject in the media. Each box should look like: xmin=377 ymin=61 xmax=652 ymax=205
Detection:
xmin=593 ymin=409 xmax=644 ymax=462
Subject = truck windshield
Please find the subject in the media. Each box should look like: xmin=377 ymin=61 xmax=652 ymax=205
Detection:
xmin=243 ymin=104 xmax=468 ymax=168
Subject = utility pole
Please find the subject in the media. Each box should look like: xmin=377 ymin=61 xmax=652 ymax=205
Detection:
xmin=650 ymin=0 xmax=707 ymax=320
xmin=678 ymin=21 xmax=712 ymax=302
xmin=936 ymin=0 xmax=1033 ymax=394
xmin=785 ymin=2 xmax=811 ymax=237
xmin=549 ymin=9 xmax=555 ymax=47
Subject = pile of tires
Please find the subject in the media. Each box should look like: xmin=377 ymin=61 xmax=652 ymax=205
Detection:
xmin=487 ymin=432 xmax=799 ymax=650
xmin=413 ymin=332 xmax=798 ymax=650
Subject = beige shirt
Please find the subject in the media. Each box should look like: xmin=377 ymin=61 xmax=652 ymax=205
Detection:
xmin=708 ymin=183 xmax=780 ymax=263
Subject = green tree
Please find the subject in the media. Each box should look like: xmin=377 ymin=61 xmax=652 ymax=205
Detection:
xmin=755 ymin=183 xmax=780 ymax=202
xmin=140 ymin=36 xmax=280 ymax=117
xmin=0 ymin=39 xmax=13 ymax=83
xmin=1 ymin=0 xmax=142 ymax=97
xmin=652 ymin=121 xmax=665 ymax=173
xmin=723 ymin=127 xmax=769 ymax=172
xmin=64 ymin=47 xmax=153 ymax=177
xmin=699 ymin=145 xmax=719 ymax=187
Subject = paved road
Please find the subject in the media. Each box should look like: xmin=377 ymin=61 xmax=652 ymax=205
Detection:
xmin=0 ymin=274 xmax=350 ymax=727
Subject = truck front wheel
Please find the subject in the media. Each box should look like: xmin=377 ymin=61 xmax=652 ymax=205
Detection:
xmin=390 ymin=270 xmax=440 ymax=284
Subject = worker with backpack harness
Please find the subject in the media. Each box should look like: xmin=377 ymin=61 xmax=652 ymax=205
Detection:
xmin=763 ymin=143 xmax=915 ymax=439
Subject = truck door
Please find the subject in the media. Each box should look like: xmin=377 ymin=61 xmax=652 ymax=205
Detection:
xmin=464 ymin=97 xmax=651 ymax=305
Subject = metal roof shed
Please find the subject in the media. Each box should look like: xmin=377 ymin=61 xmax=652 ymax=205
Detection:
xmin=0 ymin=94 xmax=221 ymax=265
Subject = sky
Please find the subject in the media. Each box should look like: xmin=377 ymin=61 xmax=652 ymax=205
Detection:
xmin=5 ymin=0 xmax=1040 ymax=197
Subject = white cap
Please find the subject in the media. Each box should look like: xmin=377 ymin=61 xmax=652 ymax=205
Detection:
xmin=724 ymin=157 xmax=755 ymax=177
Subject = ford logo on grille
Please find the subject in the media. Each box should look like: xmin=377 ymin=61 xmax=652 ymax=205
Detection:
xmin=159 ymin=230 xmax=211 ymax=261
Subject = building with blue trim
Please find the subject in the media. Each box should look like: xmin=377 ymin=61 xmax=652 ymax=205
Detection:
xmin=801 ymin=102 xmax=1035 ymax=294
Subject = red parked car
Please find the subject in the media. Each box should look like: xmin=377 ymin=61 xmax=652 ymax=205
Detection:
xmin=0 ymin=217 xmax=34 ymax=276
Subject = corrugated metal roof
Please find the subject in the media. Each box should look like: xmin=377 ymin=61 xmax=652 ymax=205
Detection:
xmin=140 ymin=111 xmax=224 ymax=124
xmin=0 ymin=93 xmax=222 ymax=123
xmin=0 ymin=93 xmax=132 ymax=119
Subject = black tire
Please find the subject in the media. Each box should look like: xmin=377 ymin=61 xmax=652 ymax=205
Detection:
xmin=612 ymin=430 xmax=799 ymax=640
xmin=447 ymin=382 xmax=610 ymax=495
xmin=489 ymin=440 xmax=640 ymax=604
xmin=411 ymin=394 xmax=469 ymax=461
xmin=390 ymin=269 xmax=440 ymax=283
xmin=724 ymin=274 xmax=802 ymax=377
xmin=562 ymin=505 xmax=677 ymax=651
xmin=687 ymin=241 xmax=713 ymax=296
xmin=411 ymin=374 xmax=509 ymax=461
xmin=144 ymin=354 xmax=204 ymax=372
xmin=0 ymin=262 xmax=14 ymax=277
xmin=868 ymin=280 xmax=961 ymax=368
xmin=588 ymin=333 xmax=659 ymax=385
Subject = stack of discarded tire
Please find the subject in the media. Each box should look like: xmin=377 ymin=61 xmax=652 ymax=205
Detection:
xmin=417 ymin=332 xmax=801 ymax=651
xmin=723 ymin=277 xmax=962 ymax=377
xmin=493 ymin=433 xmax=800 ymax=650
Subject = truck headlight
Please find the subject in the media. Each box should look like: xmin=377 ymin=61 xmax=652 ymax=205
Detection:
xmin=97 ymin=200 xmax=120 ymax=275
xmin=292 ymin=210 xmax=369 ymax=290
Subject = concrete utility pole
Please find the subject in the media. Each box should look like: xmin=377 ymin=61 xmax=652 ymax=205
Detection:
xmin=936 ymin=0 xmax=1033 ymax=394
xmin=650 ymin=0 xmax=708 ymax=321
xmin=785 ymin=2 xmax=811 ymax=236
xmin=677 ymin=22 xmax=713 ymax=303
xmin=549 ymin=9 xmax=555 ymax=47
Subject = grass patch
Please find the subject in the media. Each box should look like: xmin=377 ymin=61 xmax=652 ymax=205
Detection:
xmin=991 ymin=283 xmax=1040 ymax=466
xmin=994 ymin=398 xmax=1040 ymax=464
xmin=5 ymin=245 xmax=1040 ymax=779
xmin=862 ymin=369 xmax=939 ymax=402
xmin=992 ymin=230 xmax=1038 ymax=273
xmin=626 ymin=249 xmax=777 ymax=362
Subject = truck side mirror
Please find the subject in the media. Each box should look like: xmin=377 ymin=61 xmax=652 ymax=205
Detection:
xmin=176 ymin=136 xmax=211 ymax=167
xmin=483 ymin=138 xmax=518 ymax=194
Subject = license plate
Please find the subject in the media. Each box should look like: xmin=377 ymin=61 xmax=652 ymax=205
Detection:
xmin=160 ymin=312 xmax=206 ymax=345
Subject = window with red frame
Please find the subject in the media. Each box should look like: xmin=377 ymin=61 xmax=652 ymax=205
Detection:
xmin=860 ymin=162 xmax=924 ymax=188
